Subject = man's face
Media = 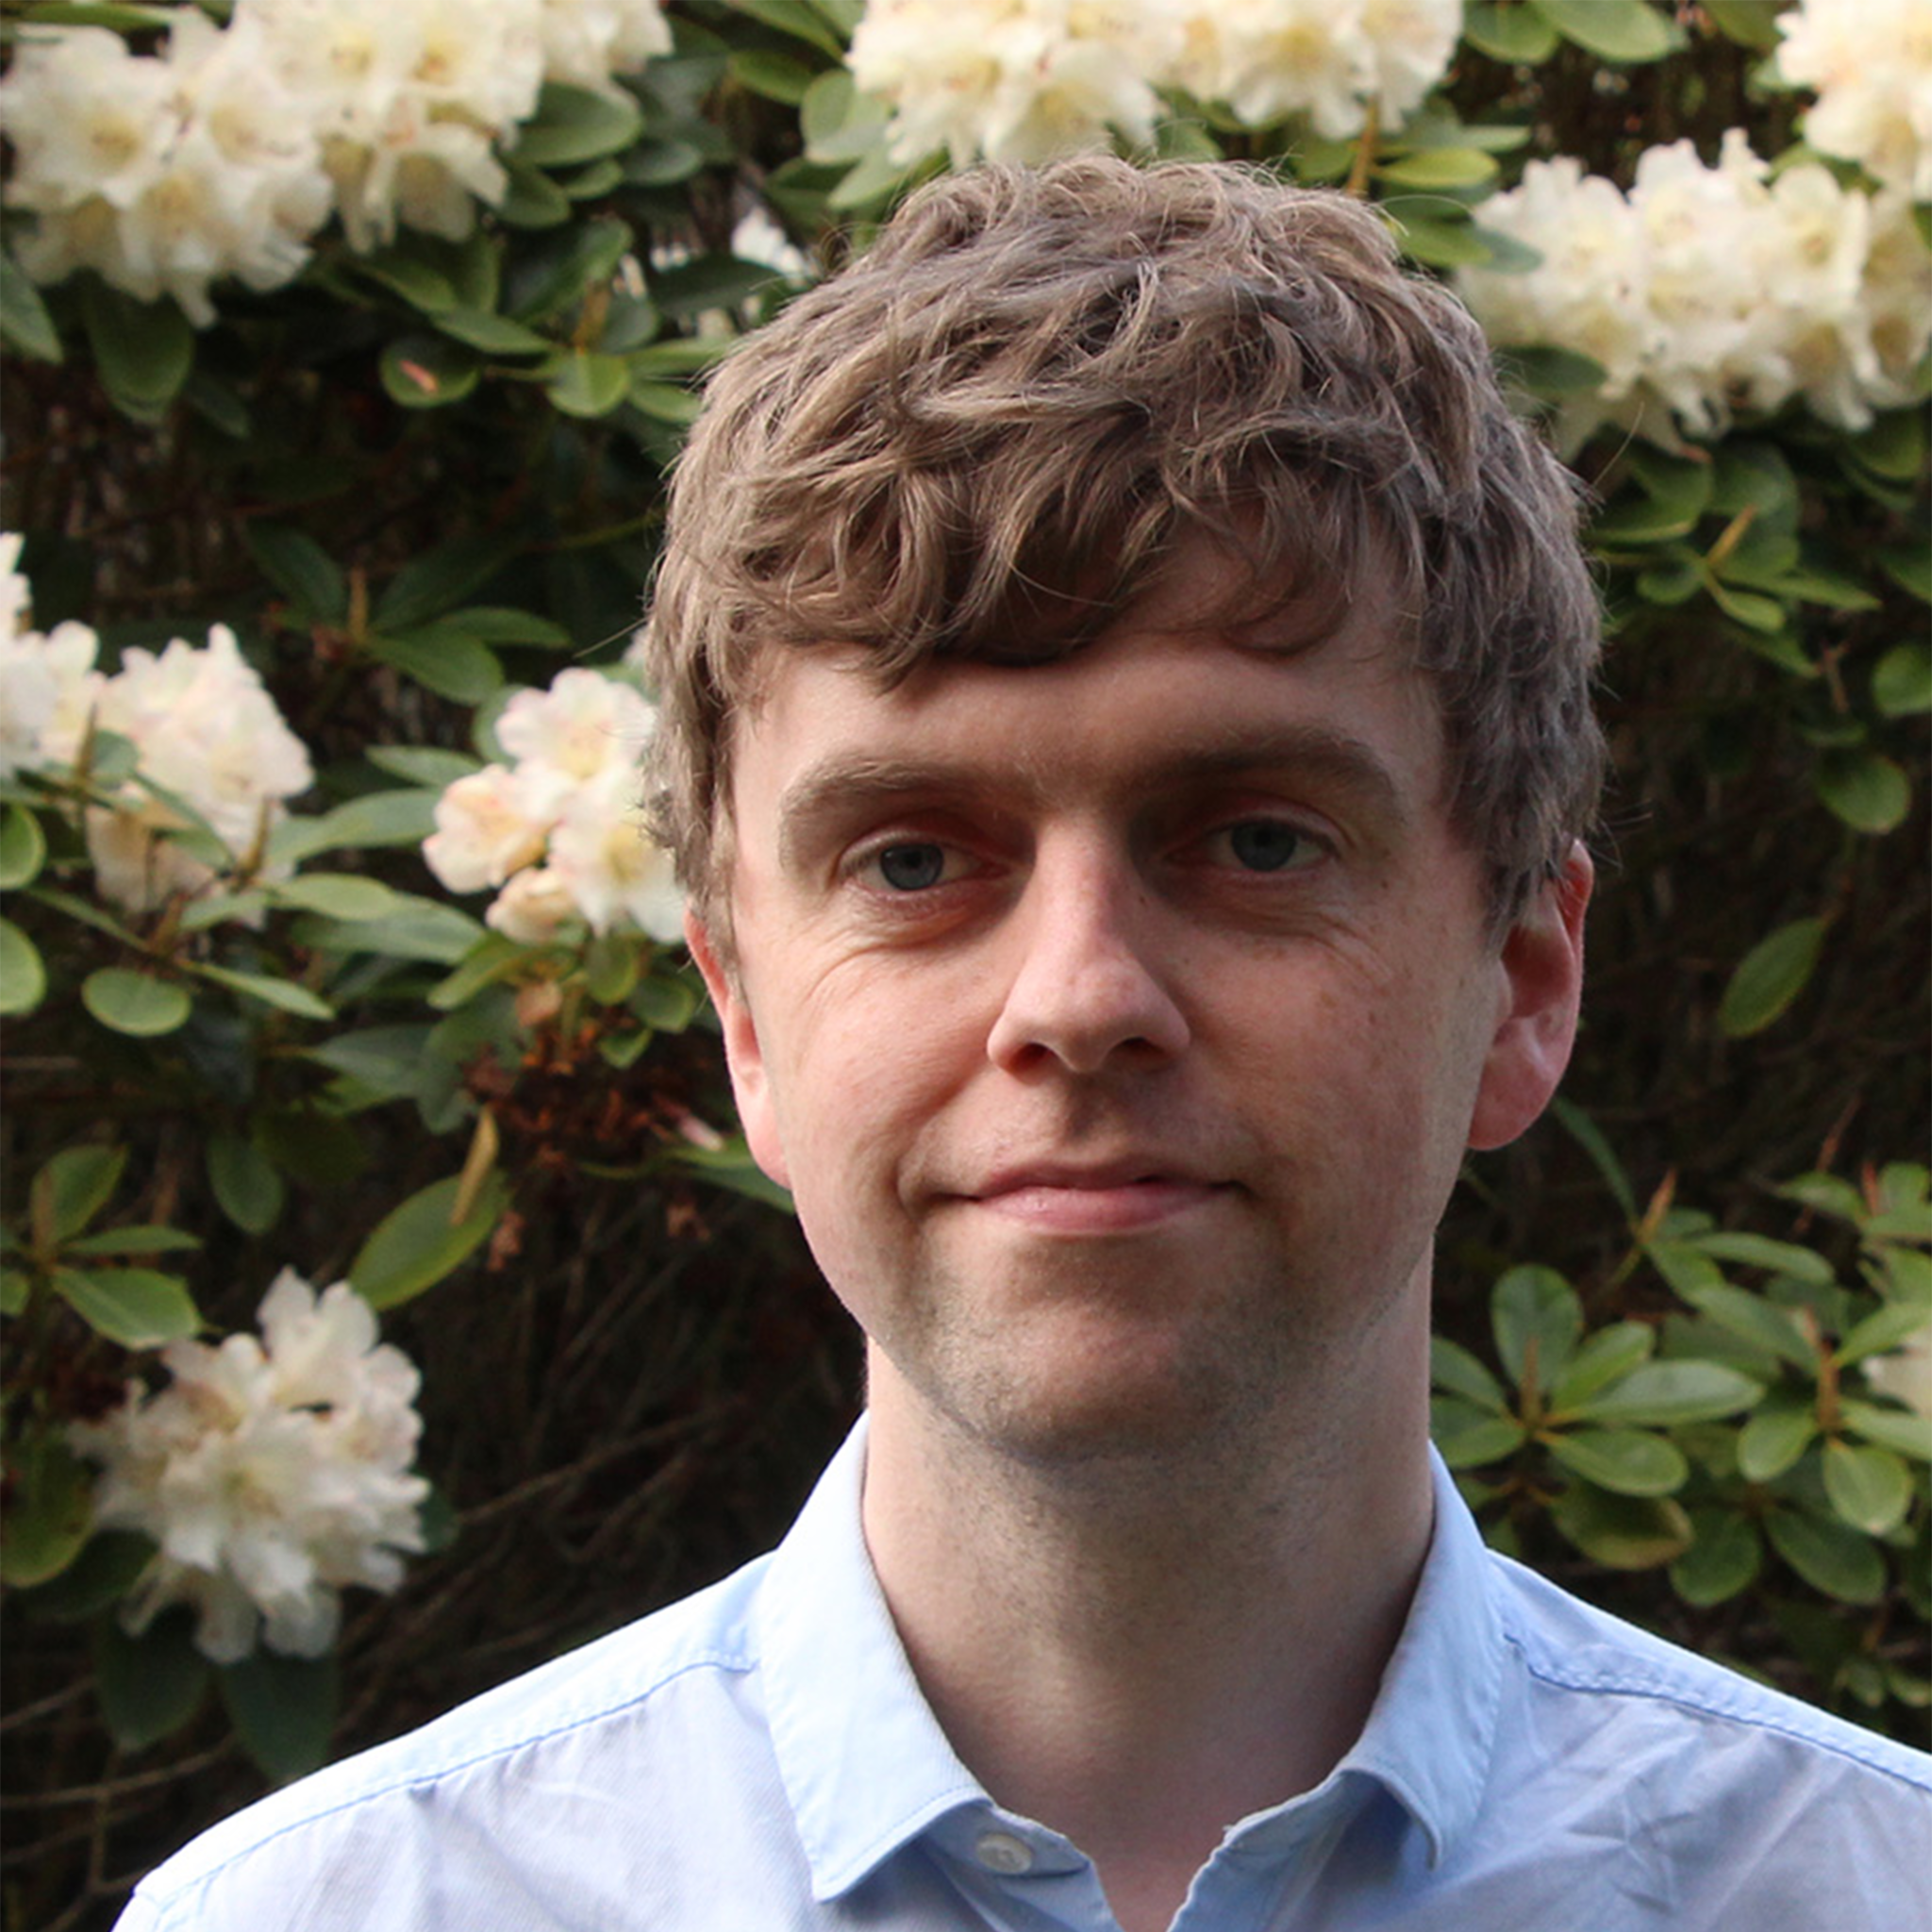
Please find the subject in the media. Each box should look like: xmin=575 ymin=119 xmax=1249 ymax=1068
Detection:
xmin=690 ymin=540 xmax=1587 ymax=1468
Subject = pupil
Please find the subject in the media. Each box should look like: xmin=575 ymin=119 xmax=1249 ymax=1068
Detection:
xmin=878 ymin=843 xmax=945 ymax=890
xmin=1230 ymin=823 xmax=1299 ymax=871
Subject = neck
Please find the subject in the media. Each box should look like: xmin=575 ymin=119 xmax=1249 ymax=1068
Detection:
xmin=859 ymin=1340 xmax=1435 ymax=1932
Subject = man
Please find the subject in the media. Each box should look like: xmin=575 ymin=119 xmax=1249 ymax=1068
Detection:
xmin=122 ymin=159 xmax=1926 ymax=1932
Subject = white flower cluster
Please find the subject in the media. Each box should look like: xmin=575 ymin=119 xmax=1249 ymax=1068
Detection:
xmin=847 ymin=0 xmax=1461 ymax=167
xmin=70 ymin=1272 xmax=429 ymax=1664
xmin=0 ymin=536 xmax=314 ymax=916
xmin=423 ymin=667 xmax=682 ymax=945
xmin=0 ymin=0 xmax=672 ymax=325
xmin=1776 ymin=0 xmax=1932 ymax=203
xmin=1457 ymin=133 xmax=1932 ymax=446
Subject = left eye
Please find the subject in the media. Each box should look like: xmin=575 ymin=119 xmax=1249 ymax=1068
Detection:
xmin=1212 ymin=820 xmax=1319 ymax=874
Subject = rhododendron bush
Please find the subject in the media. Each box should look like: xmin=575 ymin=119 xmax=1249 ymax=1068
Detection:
xmin=1 ymin=2 xmax=1925 ymax=1924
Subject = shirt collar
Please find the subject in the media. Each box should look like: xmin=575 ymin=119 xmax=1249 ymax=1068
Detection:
xmin=757 ymin=1422 xmax=1504 ymax=1897
xmin=758 ymin=1416 xmax=990 ymax=1898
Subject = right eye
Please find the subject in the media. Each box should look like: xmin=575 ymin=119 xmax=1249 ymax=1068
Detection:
xmin=861 ymin=841 xmax=954 ymax=891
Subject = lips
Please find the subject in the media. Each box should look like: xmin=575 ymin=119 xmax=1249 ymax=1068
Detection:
xmin=960 ymin=1160 xmax=1229 ymax=1235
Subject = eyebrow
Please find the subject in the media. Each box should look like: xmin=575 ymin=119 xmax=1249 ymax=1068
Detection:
xmin=774 ymin=724 xmax=1414 ymax=874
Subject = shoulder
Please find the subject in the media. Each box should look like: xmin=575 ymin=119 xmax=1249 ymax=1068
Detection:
xmin=1486 ymin=1544 xmax=1931 ymax=1794
xmin=122 ymin=1553 xmax=797 ymax=1932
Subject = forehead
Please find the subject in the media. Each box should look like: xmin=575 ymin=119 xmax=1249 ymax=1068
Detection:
xmin=724 ymin=539 xmax=1446 ymax=844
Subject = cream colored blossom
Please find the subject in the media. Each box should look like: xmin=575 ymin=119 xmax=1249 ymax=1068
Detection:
xmin=0 ymin=538 xmax=102 ymax=782
xmin=545 ymin=759 xmax=684 ymax=940
xmin=70 ymin=1272 xmax=428 ymax=1664
xmin=1460 ymin=137 xmax=1925 ymax=446
xmin=1863 ymin=1319 xmax=1932 ymax=1422
xmin=539 ymin=0 xmax=673 ymax=91
xmin=423 ymin=764 xmax=554 ymax=893
xmin=850 ymin=0 xmax=1171 ymax=167
xmin=1777 ymin=0 xmax=1932 ymax=202
xmin=424 ymin=669 xmax=683 ymax=942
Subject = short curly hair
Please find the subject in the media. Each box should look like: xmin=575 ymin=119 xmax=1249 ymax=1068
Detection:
xmin=640 ymin=157 xmax=1602 ymax=938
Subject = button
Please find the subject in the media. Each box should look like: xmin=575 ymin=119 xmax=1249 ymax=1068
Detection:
xmin=974 ymin=1828 xmax=1036 ymax=1875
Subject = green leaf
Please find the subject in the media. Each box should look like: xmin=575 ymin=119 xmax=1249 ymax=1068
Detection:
xmin=221 ymin=1650 xmax=340 ymax=1786
xmin=1550 ymin=1484 xmax=1691 ymax=1569
xmin=1386 ymin=214 xmax=1496 ymax=270
xmin=1529 ymin=0 xmax=1680 ymax=61
xmin=11 ymin=1531 xmax=153 ymax=1622
xmin=1738 ymin=1398 xmax=1819 ymax=1481
xmin=1840 ymin=1398 xmax=1932 ymax=1463
xmin=730 ymin=0 xmax=847 ymax=56
xmin=655 ymin=1137 xmax=794 ymax=1212
xmin=1690 ymin=1232 xmax=1836 ymax=1289
xmin=1703 ymin=574 xmax=1787 ymax=632
xmin=729 ymin=48 xmax=818 ymax=106
xmin=1462 ymin=2 xmax=1559 ymax=61
xmin=1704 ymin=0 xmax=1786 ymax=48
xmin=81 ymin=967 xmax=192 ymax=1038
xmin=584 ymin=931 xmax=644 ymax=1006
xmin=349 ymin=1173 xmax=508 ymax=1311
xmin=1545 ymin=1427 xmax=1688 ymax=1497
xmin=1573 ymin=1359 xmax=1763 ymax=1425
xmin=63 ymin=1225 xmax=201 ymax=1257
xmin=545 ymin=349 xmax=631 ymax=419
xmin=0 ymin=916 xmax=46 ymax=1016
xmin=630 ymin=971 xmax=702 ymax=1030
xmin=1549 ymin=1097 xmax=1638 ymax=1221
xmin=504 ymin=217 xmax=634 ymax=325
xmin=55 ymin=1266 xmax=201 ymax=1347
xmin=33 ymin=1145 xmax=127 ymax=1244
xmin=1431 ymin=1397 xmax=1529 ymax=1467
xmin=1549 ymin=1323 xmax=1657 ymax=1412
xmin=268 ymin=874 xmax=405 ymax=922
xmin=1431 ymin=1336 xmax=1508 ymax=1411
xmin=208 ymin=1130 xmax=284 ymax=1235
xmin=1376 ymin=148 xmax=1498 ymax=191
xmin=1677 ymin=1282 xmax=1818 ymax=1369
xmin=1592 ymin=497 xmax=1701 ymax=546
xmin=291 ymin=899 xmax=485 ymax=966
xmin=1814 ymin=749 xmax=1910 ymax=835
xmin=1823 ymin=1439 xmax=1913 ymax=1536
xmin=1670 ymin=1507 xmax=1762 ymax=1606
xmin=364 ymin=746 xmax=484 ymax=789
xmin=649 ymin=254 xmax=788 ymax=320
xmin=426 ymin=933 xmax=529 ymax=1010
xmin=380 ymin=335 xmax=481 ymax=409
xmin=242 ymin=524 xmax=347 ymax=622
xmin=1845 ymin=409 xmax=1925 ymax=482
xmin=1873 ymin=641 xmax=1932 ymax=718
xmin=499 ymin=165 xmax=574 ymax=228
xmin=1837 ymin=1299 xmax=1932 ymax=1365
xmin=510 ymin=82 xmax=647 ymax=168
xmin=0 ymin=248 xmax=61 ymax=363
xmin=94 ymin=1610 xmax=211 ymax=1752
xmin=1719 ymin=917 xmax=1827 ymax=1038
xmin=375 ymin=535 xmax=509 ymax=632
xmin=1882 ymin=543 xmax=1932 ymax=603
xmin=192 ymin=963 xmax=334 ymax=1021
xmin=0 ymin=802 xmax=48 ymax=889
xmin=627 ymin=377 xmax=706 ymax=425
xmin=79 ymin=278 xmax=192 ymax=424
xmin=275 ymin=790 xmax=440 ymax=863
xmin=1 ymin=1269 xmax=29 ymax=1314
xmin=433 ymin=307 xmax=551 ymax=356
xmin=307 ymin=1024 xmax=438 ymax=1097
xmin=1766 ymin=1507 xmax=1887 ymax=1603
xmin=0 ymin=1434 xmax=94 ymax=1587
xmin=1491 ymin=1264 xmax=1581 ymax=1393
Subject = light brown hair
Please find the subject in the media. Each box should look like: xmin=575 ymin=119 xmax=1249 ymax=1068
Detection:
xmin=640 ymin=157 xmax=1602 ymax=936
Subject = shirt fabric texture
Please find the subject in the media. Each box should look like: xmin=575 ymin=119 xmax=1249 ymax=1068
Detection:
xmin=119 ymin=1420 xmax=1932 ymax=1931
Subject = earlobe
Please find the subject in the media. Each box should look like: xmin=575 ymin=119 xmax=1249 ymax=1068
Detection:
xmin=1466 ymin=844 xmax=1592 ymax=1152
xmin=685 ymin=910 xmax=791 ymax=1189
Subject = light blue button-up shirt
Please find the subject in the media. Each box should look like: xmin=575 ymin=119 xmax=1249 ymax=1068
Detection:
xmin=119 ymin=1421 xmax=1930 ymax=1930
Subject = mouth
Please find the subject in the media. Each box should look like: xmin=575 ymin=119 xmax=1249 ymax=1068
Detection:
xmin=962 ymin=1164 xmax=1230 ymax=1235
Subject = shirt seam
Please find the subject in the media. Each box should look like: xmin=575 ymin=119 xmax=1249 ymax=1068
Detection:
xmin=1500 ymin=1624 xmax=1932 ymax=1792
xmin=138 ymin=1647 xmax=761 ymax=1906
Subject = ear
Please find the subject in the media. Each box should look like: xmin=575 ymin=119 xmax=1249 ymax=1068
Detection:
xmin=1467 ymin=843 xmax=1591 ymax=1152
xmin=685 ymin=908 xmax=791 ymax=1190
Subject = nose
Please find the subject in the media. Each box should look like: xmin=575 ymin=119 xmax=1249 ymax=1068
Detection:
xmin=985 ymin=838 xmax=1191 ymax=1075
